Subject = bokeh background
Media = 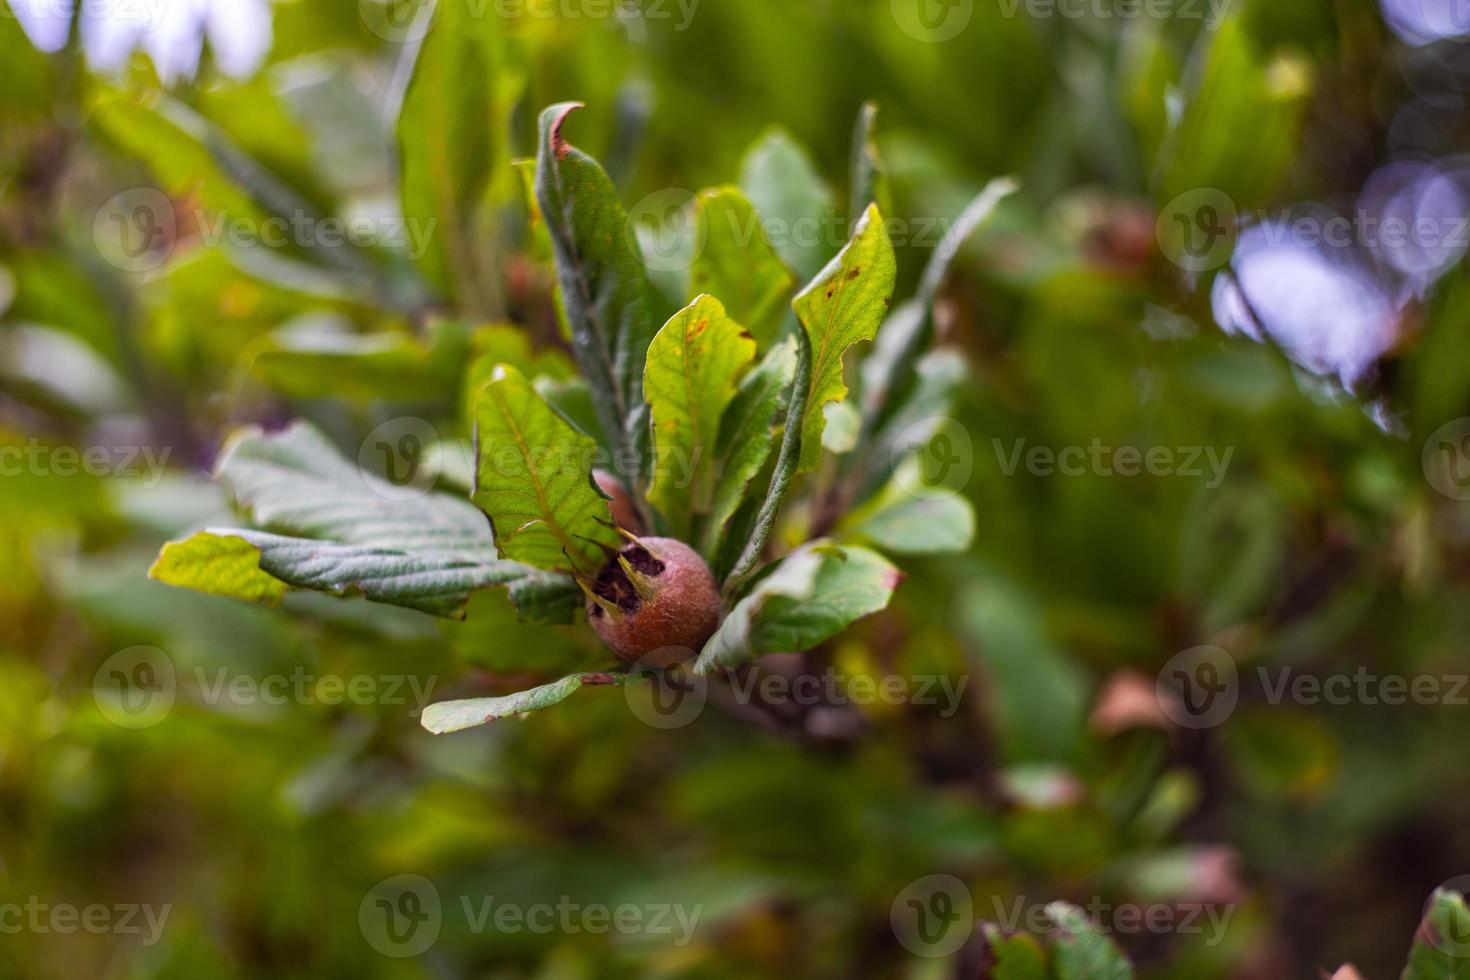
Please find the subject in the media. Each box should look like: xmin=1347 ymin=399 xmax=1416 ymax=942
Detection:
xmin=3 ymin=0 xmax=1470 ymax=976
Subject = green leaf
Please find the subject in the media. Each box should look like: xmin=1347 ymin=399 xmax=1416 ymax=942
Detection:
xmin=696 ymin=543 xmax=899 ymax=674
xmin=739 ymin=128 xmax=836 ymax=282
xmin=702 ymin=335 xmax=799 ymax=559
xmin=980 ymin=925 xmax=1049 ymax=980
xmin=146 ymin=422 xmax=578 ymax=622
xmin=863 ymin=347 xmax=970 ymax=499
xmin=690 ymin=187 xmax=796 ymax=349
xmin=535 ymin=102 xmax=657 ymax=478
xmin=793 ymin=204 xmax=897 ymax=472
xmin=1046 ymin=903 xmax=1134 ymax=980
xmin=858 ymin=179 xmax=1016 ymax=439
xmin=838 ymin=458 xmax=976 ymax=555
xmin=152 ymin=530 xmax=576 ymax=621
xmin=960 ymin=579 xmax=1089 ymax=764
xmin=397 ymin=0 xmax=497 ymax=311
xmin=1402 ymin=889 xmax=1470 ymax=980
xmin=848 ymin=102 xmax=890 ymax=229
xmin=0 ymin=1 xmax=55 ymax=123
xmin=472 ymin=362 xmax=621 ymax=573
xmin=644 ymin=295 xmax=757 ymax=539
xmin=721 ymin=326 xmax=811 ymax=593
xmin=422 ymin=671 xmax=639 ymax=734
xmin=252 ymin=320 xmax=470 ymax=403
xmin=461 ymin=322 xmax=577 ymax=420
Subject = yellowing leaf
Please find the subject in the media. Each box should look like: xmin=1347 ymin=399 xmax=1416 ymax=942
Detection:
xmin=792 ymin=204 xmax=897 ymax=471
xmin=645 ymin=295 xmax=757 ymax=539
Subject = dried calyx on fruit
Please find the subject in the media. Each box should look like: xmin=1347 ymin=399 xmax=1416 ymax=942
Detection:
xmin=580 ymin=535 xmax=721 ymax=667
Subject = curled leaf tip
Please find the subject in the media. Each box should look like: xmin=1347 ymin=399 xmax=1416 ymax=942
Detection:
xmin=545 ymin=102 xmax=585 ymax=160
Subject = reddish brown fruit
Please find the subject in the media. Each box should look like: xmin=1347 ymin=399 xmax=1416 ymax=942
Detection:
xmin=593 ymin=469 xmax=642 ymax=533
xmin=585 ymin=537 xmax=720 ymax=666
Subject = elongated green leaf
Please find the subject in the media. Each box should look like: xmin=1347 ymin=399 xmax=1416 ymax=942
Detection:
xmin=0 ymin=1 xmax=55 ymax=122
xmin=793 ymin=204 xmax=897 ymax=472
xmin=645 ymin=295 xmax=757 ymax=538
xmin=252 ymin=320 xmax=472 ymax=403
xmin=838 ymin=458 xmax=976 ymax=555
xmin=849 ymin=102 xmax=890 ymax=230
xmin=979 ymin=925 xmax=1049 ymax=980
xmin=690 ymin=187 xmax=796 ymax=349
xmin=535 ymin=102 xmax=656 ymax=477
xmin=722 ymin=326 xmax=811 ymax=594
xmin=90 ymin=86 xmax=268 ymax=225
xmin=862 ymin=347 xmax=969 ymax=499
xmin=702 ymin=334 xmax=799 ymax=559
xmin=146 ymin=422 xmax=578 ymax=622
xmin=1047 ymin=903 xmax=1134 ymax=980
xmin=397 ymin=0 xmax=495 ymax=310
xmin=739 ymin=128 xmax=836 ymax=282
xmin=696 ymin=543 xmax=899 ymax=674
xmin=858 ymin=179 xmax=1016 ymax=437
xmin=1402 ymin=890 xmax=1470 ymax=980
xmin=422 ymin=671 xmax=638 ymax=733
xmin=473 ymin=363 xmax=620 ymax=573
xmin=152 ymin=530 xmax=577 ymax=621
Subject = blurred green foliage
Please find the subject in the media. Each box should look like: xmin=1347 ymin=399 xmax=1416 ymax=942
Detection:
xmin=3 ymin=0 xmax=1470 ymax=978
